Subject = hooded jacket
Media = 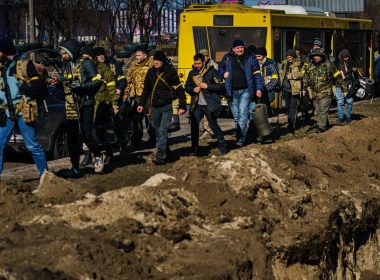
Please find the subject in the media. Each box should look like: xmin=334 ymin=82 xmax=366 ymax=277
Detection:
xmin=58 ymin=40 xmax=102 ymax=119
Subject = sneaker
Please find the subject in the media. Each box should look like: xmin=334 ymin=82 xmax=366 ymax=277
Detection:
xmin=236 ymin=140 xmax=244 ymax=147
xmin=64 ymin=167 xmax=80 ymax=179
xmin=94 ymin=156 xmax=104 ymax=173
xmin=80 ymin=150 xmax=92 ymax=167
xmin=337 ymin=119 xmax=345 ymax=125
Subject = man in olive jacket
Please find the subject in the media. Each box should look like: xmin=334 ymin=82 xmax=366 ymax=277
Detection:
xmin=185 ymin=53 xmax=228 ymax=156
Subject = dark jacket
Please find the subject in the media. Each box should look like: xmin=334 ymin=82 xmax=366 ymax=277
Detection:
xmin=139 ymin=64 xmax=186 ymax=109
xmin=60 ymin=58 xmax=102 ymax=106
xmin=185 ymin=65 xmax=225 ymax=113
xmin=107 ymin=58 xmax=127 ymax=93
xmin=218 ymin=50 xmax=263 ymax=99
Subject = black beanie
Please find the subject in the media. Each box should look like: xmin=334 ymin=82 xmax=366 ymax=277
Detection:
xmin=232 ymin=39 xmax=244 ymax=49
xmin=80 ymin=45 xmax=95 ymax=58
xmin=286 ymin=49 xmax=297 ymax=58
xmin=0 ymin=37 xmax=16 ymax=55
xmin=94 ymin=47 xmax=106 ymax=56
xmin=339 ymin=49 xmax=351 ymax=59
xmin=153 ymin=51 xmax=167 ymax=62
xmin=255 ymin=47 xmax=267 ymax=56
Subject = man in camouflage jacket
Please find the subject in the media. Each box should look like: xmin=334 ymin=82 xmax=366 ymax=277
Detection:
xmin=303 ymin=48 xmax=346 ymax=132
xmin=279 ymin=49 xmax=303 ymax=134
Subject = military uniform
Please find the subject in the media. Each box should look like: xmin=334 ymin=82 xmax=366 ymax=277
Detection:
xmin=303 ymin=48 xmax=346 ymax=131
xmin=279 ymin=54 xmax=303 ymax=132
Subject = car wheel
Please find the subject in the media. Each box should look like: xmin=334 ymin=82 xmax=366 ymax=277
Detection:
xmin=53 ymin=127 xmax=69 ymax=159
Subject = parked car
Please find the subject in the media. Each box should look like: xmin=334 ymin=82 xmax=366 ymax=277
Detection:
xmin=7 ymin=85 xmax=69 ymax=159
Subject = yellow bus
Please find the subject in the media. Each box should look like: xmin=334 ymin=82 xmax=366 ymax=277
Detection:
xmin=177 ymin=4 xmax=374 ymax=100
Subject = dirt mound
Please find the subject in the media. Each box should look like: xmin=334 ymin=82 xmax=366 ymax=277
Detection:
xmin=0 ymin=115 xmax=379 ymax=279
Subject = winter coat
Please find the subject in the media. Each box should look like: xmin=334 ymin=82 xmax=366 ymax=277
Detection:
xmin=94 ymin=61 xmax=118 ymax=106
xmin=185 ymin=65 xmax=225 ymax=113
xmin=139 ymin=63 xmax=186 ymax=110
xmin=218 ymin=51 xmax=263 ymax=99
xmin=126 ymin=57 xmax=152 ymax=98
xmin=260 ymin=57 xmax=279 ymax=93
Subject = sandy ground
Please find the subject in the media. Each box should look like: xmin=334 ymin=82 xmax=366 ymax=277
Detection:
xmin=0 ymin=98 xmax=379 ymax=279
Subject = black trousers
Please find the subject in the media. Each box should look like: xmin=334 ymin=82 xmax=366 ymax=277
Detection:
xmin=94 ymin=102 xmax=113 ymax=152
xmin=282 ymin=91 xmax=299 ymax=130
xmin=80 ymin=105 xmax=102 ymax=157
xmin=190 ymin=105 xmax=227 ymax=151
xmin=66 ymin=119 xmax=81 ymax=170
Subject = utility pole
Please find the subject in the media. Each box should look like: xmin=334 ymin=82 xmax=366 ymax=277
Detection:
xmin=28 ymin=0 xmax=35 ymax=42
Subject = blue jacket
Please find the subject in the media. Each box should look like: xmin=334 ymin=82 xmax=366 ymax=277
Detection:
xmin=218 ymin=51 xmax=263 ymax=99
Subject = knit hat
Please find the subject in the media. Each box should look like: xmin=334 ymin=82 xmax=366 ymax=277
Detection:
xmin=313 ymin=38 xmax=323 ymax=47
xmin=94 ymin=47 xmax=106 ymax=56
xmin=0 ymin=37 xmax=16 ymax=55
xmin=59 ymin=39 xmax=81 ymax=61
xmin=136 ymin=45 xmax=149 ymax=55
xmin=200 ymin=49 xmax=209 ymax=56
xmin=286 ymin=49 xmax=297 ymax=58
xmin=232 ymin=39 xmax=244 ymax=49
xmin=339 ymin=49 xmax=351 ymax=59
xmin=153 ymin=51 xmax=167 ymax=62
xmin=80 ymin=45 xmax=95 ymax=58
xmin=255 ymin=47 xmax=267 ymax=56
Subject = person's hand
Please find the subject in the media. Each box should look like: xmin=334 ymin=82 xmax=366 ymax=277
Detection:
xmin=352 ymin=67 xmax=358 ymax=72
xmin=50 ymin=76 xmax=58 ymax=86
xmin=116 ymin=89 xmax=121 ymax=96
xmin=113 ymin=105 xmax=119 ymax=114
xmin=193 ymin=86 xmax=201 ymax=93
xmin=137 ymin=105 xmax=143 ymax=113
xmin=223 ymin=72 xmax=229 ymax=79
xmin=256 ymin=90 xmax=262 ymax=98
xmin=200 ymin=82 xmax=208 ymax=89
xmin=343 ymin=92 xmax=348 ymax=97
xmin=178 ymin=108 xmax=186 ymax=116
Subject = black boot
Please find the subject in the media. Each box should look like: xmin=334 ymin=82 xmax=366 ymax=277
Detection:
xmin=153 ymin=149 xmax=166 ymax=165
xmin=80 ymin=150 xmax=92 ymax=167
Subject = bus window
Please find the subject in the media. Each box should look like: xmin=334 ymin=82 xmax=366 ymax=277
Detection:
xmin=335 ymin=30 xmax=365 ymax=70
xmin=207 ymin=27 xmax=267 ymax=62
xmin=193 ymin=27 xmax=209 ymax=53
xmin=273 ymin=28 xmax=281 ymax=63
xmin=298 ymin=29 xmax=322 ymax=53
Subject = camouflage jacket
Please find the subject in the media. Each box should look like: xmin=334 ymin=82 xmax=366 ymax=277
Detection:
xmin=94 ymin=61 xmax=118 ymax=106
xmin=279 ymin=58 xmax=303 ymax=95
xmin=302 ymin=60 xmax=346 ymax=99
xmin=125 ymin=57 xmax=152 ymax=98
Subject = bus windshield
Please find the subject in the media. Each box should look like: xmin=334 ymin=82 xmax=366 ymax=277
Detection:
xmin=193 ymin=27 xmax=267 ymax=62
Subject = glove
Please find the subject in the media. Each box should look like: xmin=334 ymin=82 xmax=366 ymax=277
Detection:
xmin=69 ymin=82 xmax=82 ymax=91
xmin=18 ymin=83 xmax=30 ymax=95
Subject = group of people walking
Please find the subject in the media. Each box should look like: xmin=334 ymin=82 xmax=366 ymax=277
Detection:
xmin=0 ymin=36 xmax=363 ymax=179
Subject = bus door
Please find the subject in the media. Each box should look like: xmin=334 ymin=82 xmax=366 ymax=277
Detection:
xmin=323 ymin=30 xmax=334 ymax=59
xmin=281 ymin=30 xmax=297 ymax=61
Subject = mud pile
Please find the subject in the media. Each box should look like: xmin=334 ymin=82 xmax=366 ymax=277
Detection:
xmin=0 ymin=116 xmax=379 ymax=279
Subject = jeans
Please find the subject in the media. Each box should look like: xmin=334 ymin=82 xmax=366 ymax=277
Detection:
xmin=151 ymin=103 xmax=172 ymax=150
xmin=0 ymin=116 xmax=47 ymax=176
xmin=80 ymin=105 xmax=101 ymax=157
xmin=335 ymin=87 xmax=353 ymax=121
xmin=231 ymin=89 xmax=251 ymax=143
xmin=191 ymin=105 xmax=227 ymax=152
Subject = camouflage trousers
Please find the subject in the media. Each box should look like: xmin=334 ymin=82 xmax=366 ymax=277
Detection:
xmin=313 ymin=96 xmax=331 ymax=131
